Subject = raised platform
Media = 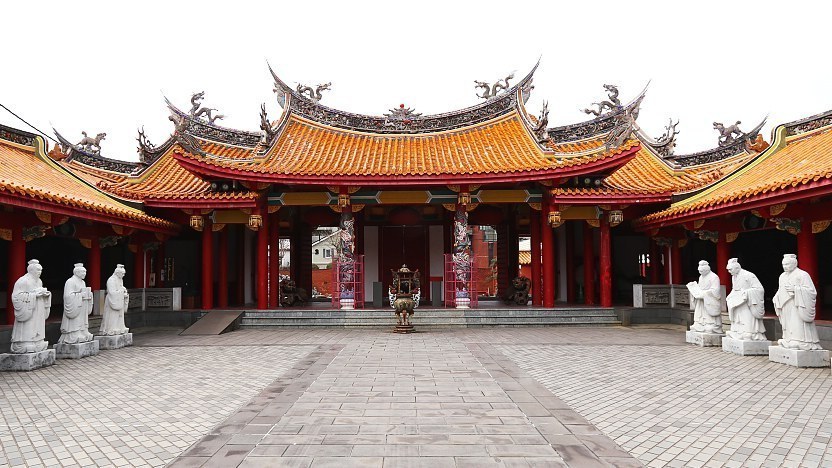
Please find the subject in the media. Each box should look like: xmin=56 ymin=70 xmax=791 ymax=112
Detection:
xmin=768 ymin=345 xmax=831 ymax=368
xmin=686 ymin=330 xmax=725 ymax=347
xmin=722 ymin=337 xmax=771 ymax=356
xmin=95 ymin=333 xmax=133 ymax=350
xmin=201 ymin=306 xmax=623 ymax=328
xmin=0 ymin=349 xmax=55 ymax=371
xmin=54 ymin=340 xmax=100 ymax=359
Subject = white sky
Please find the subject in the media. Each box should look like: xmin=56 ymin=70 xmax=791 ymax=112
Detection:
xmin=1 ymin=1 xmax=830 ymax=161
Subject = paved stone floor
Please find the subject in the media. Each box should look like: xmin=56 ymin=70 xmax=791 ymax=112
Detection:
xmin=1 ymin=325 xmax=831 ymax=467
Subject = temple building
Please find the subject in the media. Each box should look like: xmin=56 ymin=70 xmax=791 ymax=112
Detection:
xmin=2 ymin=62 xmax=831 ymax=323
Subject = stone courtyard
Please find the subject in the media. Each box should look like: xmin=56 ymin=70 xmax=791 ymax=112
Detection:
xmin=1 ymin=325 xmax=831 ymax=467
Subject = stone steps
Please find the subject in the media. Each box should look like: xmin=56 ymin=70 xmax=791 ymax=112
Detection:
xmin=234 ymin=307 xmax=621 ymax=328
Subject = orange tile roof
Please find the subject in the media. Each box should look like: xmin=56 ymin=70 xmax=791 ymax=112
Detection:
xmin=552 ymin=146 xmax=757 ymax=200
xmin=96 ymin=145 xmax=258 ymax=204
xmin=177 ymin=112 xmax=640 ymax=180
xmin=639 ymin=125 xmax=832 ymax=224
xmin=0 ymin=136 xmax=175 ymax=230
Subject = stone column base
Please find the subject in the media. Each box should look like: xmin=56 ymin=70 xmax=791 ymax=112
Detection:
xmin=686 ymin=330 xmax=725 ymax=347
xmin=94 ymin=333 xmax=133 ymax=350
xmin=0 ymin=349 xmax=56 ymax=371
xmin=54 ymin=340 xmax=100 ymax=359
xmin=722 ymin=337 xmax=771 ymax=356
xmin=768 ymin=346 xmax=830 ymax=368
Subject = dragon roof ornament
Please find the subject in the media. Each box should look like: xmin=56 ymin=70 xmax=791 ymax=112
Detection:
xmin=54 ymin=128 xmax=141 ymax=174
xmin=268 ymin=60 xmax=539 ymax=134
xmin=165 ymin=96 xmax=262 ymax=148
xmin=664 ymin=117 xmax=766 ymax=167
xmin=632 ymin=118 xmax=680 ymax=158
xmin=546 ymin=82 xmax=649 ymax=144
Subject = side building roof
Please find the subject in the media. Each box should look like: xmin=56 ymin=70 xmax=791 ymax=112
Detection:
xmin=637 ymin=109 xmax=832 ymax=228
xmin=0 ymin=125 xmax=177 ymax=232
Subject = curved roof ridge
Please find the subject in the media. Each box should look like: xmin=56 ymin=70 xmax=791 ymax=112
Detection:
xmin=267 ymin=61 xmax=538 ymax=135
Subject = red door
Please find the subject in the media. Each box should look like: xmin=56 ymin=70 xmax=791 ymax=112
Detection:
xmin=381 ymin=226 xmax=428 ymax=302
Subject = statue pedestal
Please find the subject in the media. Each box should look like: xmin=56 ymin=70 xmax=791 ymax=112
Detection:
xmin=768 ymin=346 xmax=830 ymax=368
xmin=0 ymin=349 xmax=55 ymax=371
xmin=394 ymin=324 xmax=415 ymax=334
xmin=721 ymin=337 xmax=771 ymax=356
xmin=54 ymin=340 xmax=100 ymax=359
xmin=455 ymin=297 xmax=470 ymax=309
xmin=340 ymin=298 xmax=355 ymax=310
xmin=686 ymin=330 xmax=724 ymax=347
xmin=95 ymin=333 xmax=133 ymax=350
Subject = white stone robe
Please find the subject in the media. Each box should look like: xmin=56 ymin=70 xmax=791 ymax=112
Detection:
xmin=773 ymin=267 xmax=821 ymax=350
xmin=726 ymin=269 xmax=766 ymax=341
xmin=99 ymin=275 xmax=129 ymax=336
xmin=59 ymin=276 xmax=94 ymax=344
xmin=10 ymin=273 xmax=51 ymax=353
xmin=688 ymin=271 xmax=723 ymax=333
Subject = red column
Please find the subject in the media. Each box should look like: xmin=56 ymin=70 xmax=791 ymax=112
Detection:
xmin=201 ymin=219 xmax=214 ymax=310
xmin=530 ymin=211 xmax=542 ymax=306
xmin=583 ymin=224 xmax=596 ymax=305
xmin=566 ymin=223 xmax=576 ymax=303
xmin=798 ymin=221 xmax=818 ymax=298
xmin=88 ymin=238 xmax=101 ymax=291
xmin=650 ymin=239 xmax=661 ymax=284
xmin=257 ymin=208 xmax=269 ymax=310
xmin=217 ymin=228 xmax=229 ymax=308
xmin=541 ymin=207 xmax=555 ymax=308
xmin=671 ymin=241 xmax=683 ymax=285
xmin=237 ymin=226 xmax=246 ymax=306
xmin=599 ymin=216 xmax=612 ymax=307
xmin=133 ymin=246 xmax=144 ymax=289
xmin=716 ymin=233 xmax=731 ymax=290
xmin=269 ymin=213 xmax=280 ymax=308
xmin=6 ymin=224 xmax=25 ymax=325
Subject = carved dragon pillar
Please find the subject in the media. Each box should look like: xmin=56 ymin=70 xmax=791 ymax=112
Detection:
xmin=452 ymin=196 xmax=472 ymax=308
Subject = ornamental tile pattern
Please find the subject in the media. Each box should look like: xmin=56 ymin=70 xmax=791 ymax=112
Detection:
xmin=95 ymin=148 xmax=258 ymax=203
xmin=177 ymin=113 xmax=640 ymax=178
xmin=0 ymin=138 xmax=174 ymax=229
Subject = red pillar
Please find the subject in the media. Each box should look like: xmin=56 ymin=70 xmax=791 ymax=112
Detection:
xmin=650 ymin=239 xmax=661 ymax=284
xmin=201 ymin=218 xmax=214 ymax=310
xmin=217 ymin=228 xmax=229 ymax=308
xmin=133 ymin=246 xmax=144 ymax=289
xmin=566 ymin=223 xmax=576 ymax=304
xmin=269 ymin=213 xmax=280 ymax=308
xmin=671 ymin=241 xmax=683 ymax=285
xmin=7 ymin=224 xmax=25 ymax=325
xmin=236 ymin=226 xmax=246 ymax=306
xmin=583 ymin=224 xmax=596 ymax=305
xmin=599 ymin=216 xmax=613 ymax=307
xmin=530 ymin=211 xmax=542 ymax=306
xmin=716 ymin=233 xmax=731 ymax=290
xmin=88 ymin=238 xmax=101 ymax=291
xmin=798 ymin=221 xmax=819 ymax=303
xmin=257 ymin=208 xmax=269 ymax=310
xmin=541 ymin=207 xmax=555 ymax=308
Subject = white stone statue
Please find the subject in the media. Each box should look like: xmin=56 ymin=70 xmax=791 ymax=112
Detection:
xmin=99 ymin=264 xmax=129 ymax=336
xmin=58 ymin=263 xmax=94 ymax=344
xmin=725 ymin=258 xmax=766 ymax=341
xmin=773 ymin=254 xmax=821 ymax=350
xmin=687 ymin=260 xmax=723 ymax=334
xmin=10 ymin=259 xmax=52 ymax=353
